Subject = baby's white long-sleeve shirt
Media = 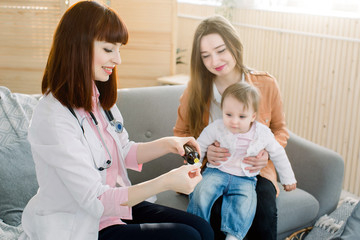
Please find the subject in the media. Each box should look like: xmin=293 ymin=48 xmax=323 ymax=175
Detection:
xmin=197 ymin=120 xmax=297 ymax=185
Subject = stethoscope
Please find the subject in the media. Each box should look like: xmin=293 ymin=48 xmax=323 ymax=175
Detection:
xmin=68 ymin=107 xmax=123 ymax=171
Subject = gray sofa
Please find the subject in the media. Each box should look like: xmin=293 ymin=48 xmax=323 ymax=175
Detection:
xmin=117 ymin=84 xmax=344 ymax=240
xmin=0 ymin=85 xmax=344 ymax=240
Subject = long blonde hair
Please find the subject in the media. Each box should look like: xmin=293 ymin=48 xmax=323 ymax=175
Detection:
xmin=187 ymin=15 xmax=248 ymax=137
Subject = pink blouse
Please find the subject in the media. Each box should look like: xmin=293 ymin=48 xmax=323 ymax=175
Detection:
xmin=79 ymin=85 xmax=142 ymax=231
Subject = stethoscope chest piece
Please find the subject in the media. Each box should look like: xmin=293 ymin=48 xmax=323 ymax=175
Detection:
xmin=113 ymin=120 xmax=123 ymax=133
xmin=104 ymin=109 xmax=123 ymax=133
xmin=68 ymin=107 xmax=123 ymax=171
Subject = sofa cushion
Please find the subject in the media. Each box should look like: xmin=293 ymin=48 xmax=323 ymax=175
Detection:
xmin=0 ymin=139 xmax=38 ymax=226
xmin=277 ymin=183 xmax=319 ymax=238
xmin=0 ymin=87 xmax=38 ymax=146
xmin=156 ymin=191 xmax=189 ymax=211
xmin=154 ymin=182 xmax=319 ymax=239
xmin=0 ymin=220 xmax=23 ymax=239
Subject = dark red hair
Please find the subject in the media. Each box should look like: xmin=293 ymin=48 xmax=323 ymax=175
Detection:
xmin=42 ymin=1 xmax=128 ymax=111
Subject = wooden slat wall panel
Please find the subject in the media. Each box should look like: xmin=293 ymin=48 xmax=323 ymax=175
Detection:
xmin=0 ymin=0 xmax=177 ymax=92
xmin=177 ymin=3 xmax=360 ymax=196
xmin=109 ymin=0 xmax=177 ymax=88
xmin=0 ymin=0 xmax=66 ymax=94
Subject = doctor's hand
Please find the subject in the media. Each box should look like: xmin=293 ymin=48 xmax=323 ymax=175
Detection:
xmin=242 ymin=149 xmax=269 ymax=173
xmin=136 ymin=136 xmax=200 ymax=165
xmin=124 ymin=164 xmax=201 ymax=207
xmin=206 ymin=141 xmax=230 ymax=166
xmin=166 ymin=136 xmax=201 ymax=158
xmin=164 ymin=165 xmax=202 ymax=195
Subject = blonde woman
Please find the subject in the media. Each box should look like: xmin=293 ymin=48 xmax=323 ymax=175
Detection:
xmin=174 ymin=15 xmax=289 ymax=240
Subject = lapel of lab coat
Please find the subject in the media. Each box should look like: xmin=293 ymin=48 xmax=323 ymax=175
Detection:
xmin=73 ymin=109 xmax=107 ymax=183
xmin=102 ymin=107 xmax=131 ymax=186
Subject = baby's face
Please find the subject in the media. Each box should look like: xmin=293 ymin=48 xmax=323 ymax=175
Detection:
xmin=222 ymin=95 xmax=256 ymax=134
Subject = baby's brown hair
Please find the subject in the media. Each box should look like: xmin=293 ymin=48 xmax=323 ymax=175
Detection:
xmin=221 ymin=82 xmax=260 ymax=113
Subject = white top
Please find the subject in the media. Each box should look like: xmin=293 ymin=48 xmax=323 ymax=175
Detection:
xmin=209 ymin=82 xmax=222 ymax=123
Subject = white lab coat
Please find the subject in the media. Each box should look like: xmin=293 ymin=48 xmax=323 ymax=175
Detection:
xmin=19 ymin=93 xmax=136 ymax=240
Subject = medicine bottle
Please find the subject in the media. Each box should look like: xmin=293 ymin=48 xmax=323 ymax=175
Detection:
xmin=183 ymin=144 xmax=200 ymax=165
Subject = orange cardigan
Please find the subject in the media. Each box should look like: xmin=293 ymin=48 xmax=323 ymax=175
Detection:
xmin=173 ymin=70 xmax=289 ymax=196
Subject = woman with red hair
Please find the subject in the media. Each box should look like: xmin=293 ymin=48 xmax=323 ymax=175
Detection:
xmin=20 ymin=2 xmax=213 ymax=240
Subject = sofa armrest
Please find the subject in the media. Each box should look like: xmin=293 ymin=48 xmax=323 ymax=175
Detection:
xmin=285 ymin=131 xmax=344 ymax=218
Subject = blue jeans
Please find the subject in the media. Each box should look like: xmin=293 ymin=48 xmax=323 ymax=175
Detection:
xmin=187 ymin=168 xmax=257 ymax=240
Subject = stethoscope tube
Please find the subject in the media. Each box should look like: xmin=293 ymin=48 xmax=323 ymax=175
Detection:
xmin=89 ymin=111 xmax=112 ymax=171
xmin=68 ymin=107 xmax=123 ymax=171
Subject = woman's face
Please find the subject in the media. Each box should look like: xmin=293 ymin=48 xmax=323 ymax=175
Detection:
xmin=93 ymin=41 xmax=122 ymax=82
xmin=200 ymin=33 xmax=236 ymax=77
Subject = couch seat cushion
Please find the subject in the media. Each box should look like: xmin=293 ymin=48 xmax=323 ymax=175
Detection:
xmin=277 ymin=184 xmax=319 ymax=234
xmin=156 ymin=184 xmax=319 ymax=238
xmin=156 ymin=185 xmax=319 ymax=237
xmin=155 ymin=191 xmax=189 ymax=211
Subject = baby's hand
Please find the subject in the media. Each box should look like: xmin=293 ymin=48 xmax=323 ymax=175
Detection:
xmin=283 ymin=183 xmax=297 ymax=192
